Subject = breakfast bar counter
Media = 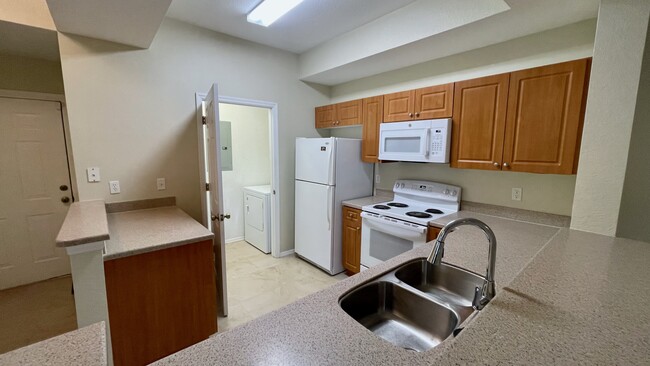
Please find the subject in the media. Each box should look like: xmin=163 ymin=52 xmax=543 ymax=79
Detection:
xmin=154 ymin=209 xmax=650 ymax=365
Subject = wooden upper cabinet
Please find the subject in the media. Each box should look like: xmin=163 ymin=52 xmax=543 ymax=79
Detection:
xmin=503 ymin=59 xmax=589 ymax=174
xmin=415 ymin=84 xmax=454 ymax=119
xmin=451 ymin=74 xmax=510 ymax=170
xmin=361 ymin=96 xmax=383 ymax=163
xmin=383 ymin=90 xmax=414 ymax=122
xmin=315 ymin=105 xmax=335 ymax=129
xmin=315 ymin=100 xmax=362 ymax=128
xmin=336 ymin=99 xmax=362 ymax=126
xmin=383 ymin=84 xmax=454 ymax=122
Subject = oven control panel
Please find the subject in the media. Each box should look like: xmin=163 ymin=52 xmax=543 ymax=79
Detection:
xmin=393 ymin=180 xmax=461 ymax=201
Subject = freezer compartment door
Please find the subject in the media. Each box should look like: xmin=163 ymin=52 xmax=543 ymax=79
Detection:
xmin=294 ymin=180 xmax=333 ymax=271
xmin=295 ymin=137 xmax=335 ymax=185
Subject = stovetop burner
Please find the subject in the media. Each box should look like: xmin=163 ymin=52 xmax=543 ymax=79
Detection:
xmin=426 ymin=208 xmax=444 ymax=214
xmin=387 ymin=202 xmax=409 ymax=208
xmin=406 ymin=211 xmax=433 ymax=219
xmin=373 ymin=204 xmax=390 ymax=210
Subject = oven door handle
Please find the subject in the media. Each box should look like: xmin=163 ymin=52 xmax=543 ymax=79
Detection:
xmin=361 ymin=212 xmax=427 ymax=235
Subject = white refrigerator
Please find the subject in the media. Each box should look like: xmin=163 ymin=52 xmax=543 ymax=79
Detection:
xmin=294 ymin=137 xmax=373 ymax=275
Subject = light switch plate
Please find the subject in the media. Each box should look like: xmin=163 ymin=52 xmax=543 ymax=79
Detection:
xmin=109 ymin=181 xmax=120 ymax=194
xmin=87 ymin=167 xmax=100 ymax=182
xmin=156 ymin=178 xmax=166 ymax=191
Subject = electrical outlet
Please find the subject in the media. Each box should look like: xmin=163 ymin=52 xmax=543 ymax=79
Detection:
xmin=87 ymin=167 xmax=100 ymax=182
xmin=109 ymin=181 xmax=121 ymax=194
xmin=375 ymin=174 xmax=381 ymax=184
xmin=157 ymin=178 xmax=166 ymax=191
xmin=512 ymin=188 xmax=522 ymax=201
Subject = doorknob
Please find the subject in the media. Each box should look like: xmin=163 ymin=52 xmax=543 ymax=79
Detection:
xmin=211 ymin=214 xmax=217 ymax=221
xmin=59 ymin=185 xmax=69 ymax=191
xmin=61 ymin=196 xmax=70 ymax=203
xmin=220 ymin=214 xmax=231 ymax=221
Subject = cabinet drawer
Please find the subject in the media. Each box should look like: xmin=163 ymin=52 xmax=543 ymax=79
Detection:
xmin=343 ymin=206 xmax=361 ymax=223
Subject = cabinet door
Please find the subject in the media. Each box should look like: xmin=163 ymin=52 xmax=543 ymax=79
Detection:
xmin=383 ymin=90 xmax=414 ymax=122
xmin=503 ymin=59 xmax=588 ymax=174
xmin=427 ymin=226 xmax=441 ymax=242
xmin=451 ymin=74 xmax=510 ymax=170
xmin=361 ymin=96 xmax=383 ymax=163
xmin=315 ymin=105 xmax=335 ymax=128
xmin=336 ymin=99 xmax=362 ymax=126
xmin=342 ymin=207 xmax=361 ymax=274
xmin=415 ymin=84 xmax=454 ymax=119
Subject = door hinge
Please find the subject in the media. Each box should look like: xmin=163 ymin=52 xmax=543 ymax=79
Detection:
xmin=205 ymin=183 xmax=209 ymax=191
xmin=202 ymin=116 xmax=207 ymax=125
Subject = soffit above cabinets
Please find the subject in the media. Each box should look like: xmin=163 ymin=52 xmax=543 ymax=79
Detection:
xmin=46 ymin=0 xmax=172 ymax=48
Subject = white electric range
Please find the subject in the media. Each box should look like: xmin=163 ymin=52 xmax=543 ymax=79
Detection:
xmin=360 ymin=180 xmax=461 ymax=270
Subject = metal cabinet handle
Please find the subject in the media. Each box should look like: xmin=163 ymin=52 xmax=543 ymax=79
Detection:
xmin=409 ymin=113 xmax=414 ymax=118
xmin=503 ymin=163 xmax=510 ymax=168
xmin=493 ymin=162 xmax=500 ymax=168
xmin=61 ymin=196 xmax=70 ymax=203
xmin=415 ymin=112 xmax=420 ymax=117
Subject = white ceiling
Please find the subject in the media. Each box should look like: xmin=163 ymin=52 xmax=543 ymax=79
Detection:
xmin=0 ymin=20 xmax=59 ymax=61
xmin=166 ymin=0 xmax=418 ymax=54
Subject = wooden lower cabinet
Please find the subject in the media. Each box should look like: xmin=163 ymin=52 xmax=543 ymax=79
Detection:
xmin=342 ymin=206 xmax=362 ymax=274
xmin=104 ymin=240 xmax=217 ymax=366
xmin=427 ymin=226 xmax=442 ymax=242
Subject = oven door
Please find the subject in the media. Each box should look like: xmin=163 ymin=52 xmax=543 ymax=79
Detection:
xmin=378 ymin=124 xmax=430 ymax=162
xmin=360 ymin=212 xmax=427 ymax=269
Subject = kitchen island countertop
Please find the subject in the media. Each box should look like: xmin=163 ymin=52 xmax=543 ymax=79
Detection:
xmin=152 ymin=209 xmax=650 ymax=365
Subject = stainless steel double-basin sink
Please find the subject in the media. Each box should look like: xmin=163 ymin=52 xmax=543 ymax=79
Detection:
xmin=339 ymin=258 xmax=485 ymax=352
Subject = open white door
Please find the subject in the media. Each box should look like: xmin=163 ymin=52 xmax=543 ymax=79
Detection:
xmin=205 ymin=83 xmax=228 ymax=317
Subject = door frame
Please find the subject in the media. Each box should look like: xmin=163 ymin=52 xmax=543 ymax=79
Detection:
xmin=0 ymin=89 xmax=76 ymax=202
xmin=195 ymin=94 xmax=281 ymax=258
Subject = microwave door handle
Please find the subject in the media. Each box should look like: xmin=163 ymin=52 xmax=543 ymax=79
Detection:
xmin=425 ymin=129 xmax=431 ymax=157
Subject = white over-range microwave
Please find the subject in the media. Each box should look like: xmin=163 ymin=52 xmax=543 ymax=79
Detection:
xmin=378 ymin=118 xmax=452 ymax=163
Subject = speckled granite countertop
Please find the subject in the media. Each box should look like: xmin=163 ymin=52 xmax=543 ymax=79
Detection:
xmin=104 ymin=206 xmax=213 ymax=260
xmin=55 ymin=200 xmax=110 ymax=247
xmin=0 ymin=322 xmax=106 ymax=366
xmin=341 ymin=194 xmax=393 ymax=210
xmin=156 ymin=211 xmax=650 ymax=365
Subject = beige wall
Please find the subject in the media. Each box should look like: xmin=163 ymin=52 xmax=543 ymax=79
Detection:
xmin=0 ymin=54 xmax=64 ymax=94
xmin=616 ymin=20 xmax=650 ymax=242
xmin=0 ymin=0 xmax=55 ymax=30
xmin=219 ymin=103 xmax=271 ymax=243
xmin=58 ymin=18 xmax=329 ymax=252
xmin=331 ymin=20 xmax=596 ymax=216
xmin=571 ymin=0 xmax=650 ymax=235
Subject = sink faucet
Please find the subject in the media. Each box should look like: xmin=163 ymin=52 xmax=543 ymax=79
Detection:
xmin=427 ymin=218 xmax=497 ymax=310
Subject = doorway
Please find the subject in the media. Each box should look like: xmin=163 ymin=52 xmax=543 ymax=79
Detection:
xmin=0 ymin=93 xmax=73 ymax=290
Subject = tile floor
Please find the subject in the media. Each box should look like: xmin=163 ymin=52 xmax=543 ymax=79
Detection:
xmin=218 ymin=241 xmax=348 ymax=332
xmin=0 ymin=276 xmax=77 ymax=354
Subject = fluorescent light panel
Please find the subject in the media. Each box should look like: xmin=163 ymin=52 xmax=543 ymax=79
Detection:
xmin=247 ymin=0 xmax=304 ymax=27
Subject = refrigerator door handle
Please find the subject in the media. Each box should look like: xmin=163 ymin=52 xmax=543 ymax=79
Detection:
xmin=326 ymin=186 xmax=332 ymax=231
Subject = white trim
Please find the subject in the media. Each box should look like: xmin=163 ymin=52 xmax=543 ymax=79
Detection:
xmin=65 ymin=241 xmax=105 ymax=256
xmin=279 ymin=249 xmax=295 ymax=257
xmin=225 ymin=236 xmax=245 ymax=244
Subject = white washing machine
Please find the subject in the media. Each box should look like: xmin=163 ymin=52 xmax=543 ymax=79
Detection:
xmin=243 ymin=185 xmax=271 ymax=253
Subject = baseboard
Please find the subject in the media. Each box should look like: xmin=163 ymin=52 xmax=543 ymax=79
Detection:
xmin=279 ymin=249 xmax=295 ymax=257
xmin=225 ymin=236 xmax=245 ymax=244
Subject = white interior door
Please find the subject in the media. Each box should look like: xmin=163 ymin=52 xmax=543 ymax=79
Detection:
xmin=0 ymin=97 xmax=72 ymax=290
xmin=204 ymin=84 xmax=228 ymax=317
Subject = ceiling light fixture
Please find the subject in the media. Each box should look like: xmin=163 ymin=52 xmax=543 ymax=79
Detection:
xmin=247 ymin=0 xmax=304 ymax=27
